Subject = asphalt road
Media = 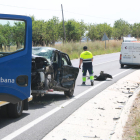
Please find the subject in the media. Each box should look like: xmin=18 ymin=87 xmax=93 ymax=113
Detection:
xmin=0 ymin=52 xmax=138 ymax=140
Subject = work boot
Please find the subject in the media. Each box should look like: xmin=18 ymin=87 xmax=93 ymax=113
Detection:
xmin=82 ymin=82 xmax=86 ymax=85
xmin=91 ymin=81 xmax=94 ymax=86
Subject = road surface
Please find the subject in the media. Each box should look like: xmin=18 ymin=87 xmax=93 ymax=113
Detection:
xmin=0 ymin=52 xmax=137 ymax=140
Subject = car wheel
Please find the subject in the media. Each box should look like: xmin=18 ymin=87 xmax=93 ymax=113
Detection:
xmin=64 ymin=82 xmax=75 ymax=97
xmin=8 ymin=101 xmax=23 ymax=118
xmin=121 ymin=64 xmax=124 ymax=68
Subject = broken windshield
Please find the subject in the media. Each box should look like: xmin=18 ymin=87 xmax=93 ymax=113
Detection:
xmin=32 ymin=47 xmax=53 ymax=62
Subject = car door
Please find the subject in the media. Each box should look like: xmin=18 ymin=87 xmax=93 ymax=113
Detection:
xmin=61 ymin=53 xmax=79 ymax=89
xmin=0 ymin=14 xmax=32 ymax=103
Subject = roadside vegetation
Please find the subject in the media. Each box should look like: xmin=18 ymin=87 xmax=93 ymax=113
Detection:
xmin=30 ymin=17 xmax=140 ymax=46
xmin=54 ymin=40 xmax=121 ymax=59
xmin=123 ymin=93 xmax=140 ymax=140
xmin=1 ymin=16 xmax=140 ymax=53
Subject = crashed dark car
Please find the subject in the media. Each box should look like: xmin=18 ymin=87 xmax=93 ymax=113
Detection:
xmin=31 ymin=47 xmax=79 ymax=97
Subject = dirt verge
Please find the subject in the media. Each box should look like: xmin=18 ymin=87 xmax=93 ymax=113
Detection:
xmin=122 ymin=93 xmax=140 ymax=140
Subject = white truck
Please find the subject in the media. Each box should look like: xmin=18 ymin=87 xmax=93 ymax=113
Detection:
xmin=120 ymin=42 xmax=140 ymax=68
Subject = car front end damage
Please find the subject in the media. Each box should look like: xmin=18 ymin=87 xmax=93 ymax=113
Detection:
xmin=31 ymin=47 xmax=79 ymax=97
xmin=31 ymin=55 xmax=53 ymax=96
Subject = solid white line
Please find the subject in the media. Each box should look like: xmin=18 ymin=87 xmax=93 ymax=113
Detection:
xmin=1 ymin=68 xmax=131 ymax=140
xmin=94 ymin=59 xmax=118 ymax=66
xmin=72 ymin=59 xmax=118 ymax=68
xmin=113 ymin=68 xmax=133 ymax=78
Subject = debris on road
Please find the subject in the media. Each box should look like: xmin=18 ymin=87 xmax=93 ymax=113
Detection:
xmin=42 ymin=70 xmax=140 ymax=140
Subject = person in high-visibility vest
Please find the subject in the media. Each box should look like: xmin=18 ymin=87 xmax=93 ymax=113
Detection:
xmin=79 ymin=46 xmax=94 ymax=86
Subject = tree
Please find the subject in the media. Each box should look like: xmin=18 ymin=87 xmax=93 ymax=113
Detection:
xmin=113 ymin=19 xmax=131 ymax=40
xmin=32 ymin=17 xmax=59 ymax=46
xmin=44 ymin=17 xmax=59 ymax=46
xmin=131 ymin=23 xmax=140 ymax=38
xmin=13 ymin=21 xmax=25 ymax=49
xmin=79 ymin=20 xmax=87 ymax=38
xmin=87 ymin=24 xmax=97 ymax=41
xmin=59 ymin=19 xmax=86 ymax=42
xmin=0 ymin=22 xmax=13 ymax=51
xmin=0 ymin=33 xmax=7 ymax=51
xmin=87 ymin=23 xmax=112 ymax=41
xmin=32 ymin=20 xmax=45 ymax=46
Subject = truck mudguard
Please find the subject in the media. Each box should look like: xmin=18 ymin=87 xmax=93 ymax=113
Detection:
xmin=0 ymin=14 xmax=32 ymax=103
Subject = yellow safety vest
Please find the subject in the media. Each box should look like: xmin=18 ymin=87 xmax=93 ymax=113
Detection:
xmin=80 ymin=51 xmax=93 ymax=63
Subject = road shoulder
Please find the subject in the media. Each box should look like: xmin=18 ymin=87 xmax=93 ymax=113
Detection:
xmin=42 ymin=70 xmax=140 ymax=140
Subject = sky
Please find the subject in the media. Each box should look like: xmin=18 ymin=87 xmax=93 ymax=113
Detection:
xmin=0 ymin=0 xmax=140 ymax=27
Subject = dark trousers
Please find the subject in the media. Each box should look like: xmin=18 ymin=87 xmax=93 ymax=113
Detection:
xmin=82 ymin=63 xmax=94 ymax=82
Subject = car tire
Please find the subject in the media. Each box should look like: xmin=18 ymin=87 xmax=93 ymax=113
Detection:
xmin=64 ymin=82 xmax=75 ymax=97
xmin=121 ymin=64 xmax=124 ymax=68
xmin=7 ymin=101 xmax=23 ymax=118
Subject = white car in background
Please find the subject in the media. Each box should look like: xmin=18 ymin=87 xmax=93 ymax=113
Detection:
xmin=123 ymin=37 xmax=137 ymax=42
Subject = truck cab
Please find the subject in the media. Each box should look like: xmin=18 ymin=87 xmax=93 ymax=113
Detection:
xmin=0 ymin=14 xmax=32 ymax=117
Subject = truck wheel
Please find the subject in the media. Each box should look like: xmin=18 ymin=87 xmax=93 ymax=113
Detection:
xmin=8 ymin=101 xmax=23 ymax=118
xmin=0 ymin=105 xmax=8 ymax=118
xmin=64 ymin=82 xmax=75 ymax=97
xmin=121 ymin=64 xmax=124 ymax=68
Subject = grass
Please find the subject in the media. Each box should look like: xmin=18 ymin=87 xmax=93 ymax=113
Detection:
xmin=123 ymin=94 xmax=140 ymax=140
xmin=1 ymin=45 xmax=24 ymax=52
xmin=1 ymin=40 xmax=122 ymax=60
xmin=133 ymin=117 xmax=140 ymax=140
xmin=54 ymin=40 xmax=122 ymax=59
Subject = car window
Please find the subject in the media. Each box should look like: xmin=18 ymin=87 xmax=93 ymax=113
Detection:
xmin=65 ymin=54 xmax=71 ymax=65
xmin=32 ymin=47 xmax=53 ymax=62
xmin=62 ymin=54 xmax=71 ymax=66
xmin=0 ymin=19 xmax=25 ymax=58
xmin=62 ymin=57 xmax=68 ymax=65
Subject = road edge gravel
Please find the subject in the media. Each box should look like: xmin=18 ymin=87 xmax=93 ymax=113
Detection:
xmin=111 ymin=86 xmax=140 ymax=140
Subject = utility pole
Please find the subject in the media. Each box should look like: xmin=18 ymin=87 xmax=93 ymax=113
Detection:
xmin=104 ymin=24 xmax=106 ymax=49
xmin=61 ymin=4 xmax=66 ymax=43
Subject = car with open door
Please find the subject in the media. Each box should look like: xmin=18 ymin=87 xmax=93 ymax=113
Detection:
xmin=32 ymin=47 xmax=79 ymax=97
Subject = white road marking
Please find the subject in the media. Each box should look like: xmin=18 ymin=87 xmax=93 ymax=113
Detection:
xmin=72 ymin=59 xmax=118 ymax=67
xmin=1 ymin=68 xmax=131 ymax=140
xmin=94 ymin=59 xmax=118 ymax=66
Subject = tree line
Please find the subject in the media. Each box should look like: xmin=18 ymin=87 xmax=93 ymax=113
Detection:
xmin=0 ymin=21 xmax=25 ymax=51
xmin=31 ymin=17 xmax=140 ymax=45
xmin=0 ymin=17 xmax=140 ymax=50
xmin=31 ymin=16 xmax=86 ymax=46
